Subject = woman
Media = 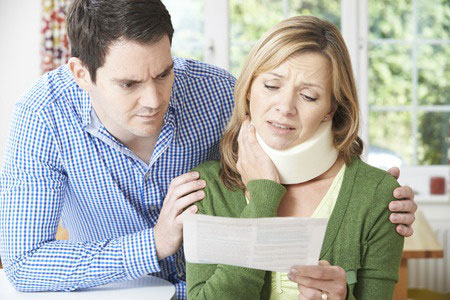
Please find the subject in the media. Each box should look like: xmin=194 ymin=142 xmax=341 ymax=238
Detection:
xmin=186 ymin=16 xmax=403 ymax=300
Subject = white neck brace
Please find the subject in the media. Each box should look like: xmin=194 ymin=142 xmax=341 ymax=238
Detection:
xmin=255 ymin=121 xmax=339 ymax=184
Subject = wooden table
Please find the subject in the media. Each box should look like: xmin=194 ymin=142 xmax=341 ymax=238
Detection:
xmin=393 ymin=210 xmax=444 ymax=300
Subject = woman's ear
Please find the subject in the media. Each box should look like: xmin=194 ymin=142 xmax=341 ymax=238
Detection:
xmin=323 ymin=108 xmax=337 ymax=122
xmin=246 ymin=89 xmax=251 ymax=102
xmin=68 ymin=57 xmax=93 ymax=91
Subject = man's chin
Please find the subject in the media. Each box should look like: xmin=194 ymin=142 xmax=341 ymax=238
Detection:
xmin=129 ymin=126 xmax=162 ymax=138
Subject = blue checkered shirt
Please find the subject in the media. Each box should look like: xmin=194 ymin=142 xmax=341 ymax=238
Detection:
xmin=0 ymin=58 xmax=235 ymax=299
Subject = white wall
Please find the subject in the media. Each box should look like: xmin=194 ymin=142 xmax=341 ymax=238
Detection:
xmin=0 ymin=0 xmax=41 ymax=165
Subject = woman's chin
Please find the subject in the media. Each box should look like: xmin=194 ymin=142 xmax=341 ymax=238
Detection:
xmin=265 ymin=139 xmax=297 ymax=151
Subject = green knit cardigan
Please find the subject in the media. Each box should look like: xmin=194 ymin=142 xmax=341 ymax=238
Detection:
xmin=186 ymin=158 xmax=404 ymax=300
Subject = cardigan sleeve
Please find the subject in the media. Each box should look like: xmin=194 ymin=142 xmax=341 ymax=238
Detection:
xmin=186 ymin=175 xmax=286 ymax=300
xmin=352 ymin=173 xmax=404 ymax=299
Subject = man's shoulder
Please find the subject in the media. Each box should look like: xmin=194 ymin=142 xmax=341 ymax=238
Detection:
xmin=173 ymin=57 xmax=236 ymax=83
xmin=19 ymin=65 xmax=78 ymax=113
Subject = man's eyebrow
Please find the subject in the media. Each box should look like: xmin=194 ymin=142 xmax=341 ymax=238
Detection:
xmin=111 ymin=62 xmax=175 ymax=83
xmin=155 ymin=62 xmax=175 ymax=78
xmin=111 ymin=77 xmax=143 ymax=84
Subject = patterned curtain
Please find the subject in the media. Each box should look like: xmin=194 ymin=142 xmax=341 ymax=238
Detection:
xmin=41 ymin=0 xmax=72 ymax=73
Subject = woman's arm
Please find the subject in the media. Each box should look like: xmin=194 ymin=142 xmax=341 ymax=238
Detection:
xmin=186 ymin=179 xmax=286 ymax=300
xmin=352 ymin=173 xmax=404 ymax=299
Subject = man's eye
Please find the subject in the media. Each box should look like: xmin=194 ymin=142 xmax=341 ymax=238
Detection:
xmin=121 ymin=82 xmax=134 ymax=89
xmin=301 ymin=94 xmax=317 ymax=101
xmin=264 ymin=84 xmax=278 ymax=90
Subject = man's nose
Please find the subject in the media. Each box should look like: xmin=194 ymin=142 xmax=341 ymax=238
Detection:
xmin=139 ymin=85 xmax=162 ymax=108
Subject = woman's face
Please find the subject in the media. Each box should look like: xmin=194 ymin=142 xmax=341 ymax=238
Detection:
xmin=248 ymin=52 xmax=334 ymax=150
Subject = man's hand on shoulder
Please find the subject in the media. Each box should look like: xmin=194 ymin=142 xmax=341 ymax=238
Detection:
xmin=387 ymin=166 xmax=417 ymax=237
xmin=154 ymin=171 xmax=206 ymax=260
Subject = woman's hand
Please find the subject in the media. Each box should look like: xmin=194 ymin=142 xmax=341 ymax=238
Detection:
xmin=236 ymin=117 xmax=279 ymax=186
xmin=288 ymin=260 xmax=347 ymax=300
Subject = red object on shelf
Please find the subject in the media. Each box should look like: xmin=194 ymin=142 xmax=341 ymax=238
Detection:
xmin=430 ymin=176 xmax=446 ymax=195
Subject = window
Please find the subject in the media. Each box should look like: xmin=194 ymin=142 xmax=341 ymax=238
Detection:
xmin=162 ymin=0 xmax=205 ymax=61
xmin=367 ymin=0 xmax=450 ymax=169
xmin=229 ymin=0 xmax=340 ymax=76
xmin=165 ymin=0 xmax=449 ymax=195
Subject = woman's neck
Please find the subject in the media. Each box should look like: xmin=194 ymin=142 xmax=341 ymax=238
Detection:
xmin=284 ymin=155 xmax=345 ymax=188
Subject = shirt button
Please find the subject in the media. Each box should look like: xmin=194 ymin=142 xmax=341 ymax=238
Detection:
xmin=144 ymin=172 xmax=150 ymax=181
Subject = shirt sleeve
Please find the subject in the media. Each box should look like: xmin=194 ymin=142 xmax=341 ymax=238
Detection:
xmin=0 ymin=104 xmax=161 ymax=291
xmin=186 ymin=177 xmax=286 ymax=300
xmin=352 ymin=174 xmax=404 ymax=299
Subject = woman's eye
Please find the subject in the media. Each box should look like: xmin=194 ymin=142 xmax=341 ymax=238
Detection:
xmin=264 ymin=84 xmax=278 ymax=90
xmin=301 ymin=93 xmax=317 ymax=101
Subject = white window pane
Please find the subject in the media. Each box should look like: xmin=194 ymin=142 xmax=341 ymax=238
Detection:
xmin=418 ymin=112 xmax=450 ymax=165
xmin=369 ymin=111 xmax=413 ymax=167
xmin=418 ymin=0 xmax=450 ymax=39
xmin=229 ymin=0 xmax=340 ymax=76
xmin=369 ymin=44 xmax=412 ymax=106
xmin=368 ymin=0 xmax=450 ymax=166
xmin=163 ymin=0 xmax=205 ymax=61
xmin=369 ymin=0 xmax=413 ymax=40
xmin=418 ymin=45 xmax=450 ymax=106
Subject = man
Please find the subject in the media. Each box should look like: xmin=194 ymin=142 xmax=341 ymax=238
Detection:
xmin=0 ymin=0 xmax=416 ymax=299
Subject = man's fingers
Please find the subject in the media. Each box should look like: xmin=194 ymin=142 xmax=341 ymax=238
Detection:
xmin=176 ymin=204 xmax=198 ymax=226
xmin=172 ymin=190 xmax=205 ymax=215
xmin=170 ymin=179 xmax=205 ymax=201
xmin=387 ymin=166 xmax=400 ymax=179
xmin=396 ymin=224 xmax=414 ymax=237
xmin=390 ymin=212 xmax=415 ymax=226
xmin=393 ymin=185 xmax=415 ymax=201
xmin=389 ymin=198 xmax=417 ymax=213
xmin=167 ymin=172 xmax=200 ymax=195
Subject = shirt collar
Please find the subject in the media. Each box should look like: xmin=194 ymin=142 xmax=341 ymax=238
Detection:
xmin=80 ymin=88 xmax=93 ymax=128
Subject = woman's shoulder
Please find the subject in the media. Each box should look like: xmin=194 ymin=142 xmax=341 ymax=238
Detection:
xmin=191 ymin=160 xmax=245 ymax=216
xmin=192 ymin=160 xmax=222 ymax=181
xmin=347 ymin=158 xmax=400 ymax=206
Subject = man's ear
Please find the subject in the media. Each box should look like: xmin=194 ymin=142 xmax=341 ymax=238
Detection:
xmin=68 ymin=57 xmax=92 ymax=91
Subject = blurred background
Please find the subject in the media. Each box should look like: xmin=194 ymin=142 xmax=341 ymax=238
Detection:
xmin=0 ymin=0 xmax=449 ymax=298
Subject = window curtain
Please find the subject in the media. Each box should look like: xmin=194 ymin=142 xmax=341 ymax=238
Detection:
xmin=41 ymin=0 xmax=72 ymax=73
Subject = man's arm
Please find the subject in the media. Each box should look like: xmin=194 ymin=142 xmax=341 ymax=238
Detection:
xmin=0 ymin=104 xmax=161 ymax=291
xmin=387 ymin=167 xmax=418 ymax=237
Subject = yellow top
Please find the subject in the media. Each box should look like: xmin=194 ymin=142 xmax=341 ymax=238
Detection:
xmin=269 ymin=164 xmax=346 ymax=299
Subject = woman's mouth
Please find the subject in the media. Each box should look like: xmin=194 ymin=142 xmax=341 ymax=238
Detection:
xmin=267 ymin=121 xmax=295 ymax=133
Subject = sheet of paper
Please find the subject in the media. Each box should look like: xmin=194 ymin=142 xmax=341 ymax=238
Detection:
xmin=183 ymin=214 xmax=328 ymax=272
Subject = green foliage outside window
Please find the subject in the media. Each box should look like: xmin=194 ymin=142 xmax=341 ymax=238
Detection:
xmin=168 ymin=0 xmax=448 ymax=166
xmin=230 ymin=0 xmax=340 ymax=76
xmin=369 ymin=0 xmax=449 ymax=165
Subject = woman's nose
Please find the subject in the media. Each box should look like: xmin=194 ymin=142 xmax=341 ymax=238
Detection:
xmin=275 ymin=90 xmax=297 ymax=115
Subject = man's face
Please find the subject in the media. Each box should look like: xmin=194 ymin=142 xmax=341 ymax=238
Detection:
xmin=86 ymin=36 xmax=174 ymax=143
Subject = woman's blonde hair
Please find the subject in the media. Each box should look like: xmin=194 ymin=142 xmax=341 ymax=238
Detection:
xmin=220 ymin=15 xmax=363 ymax=190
